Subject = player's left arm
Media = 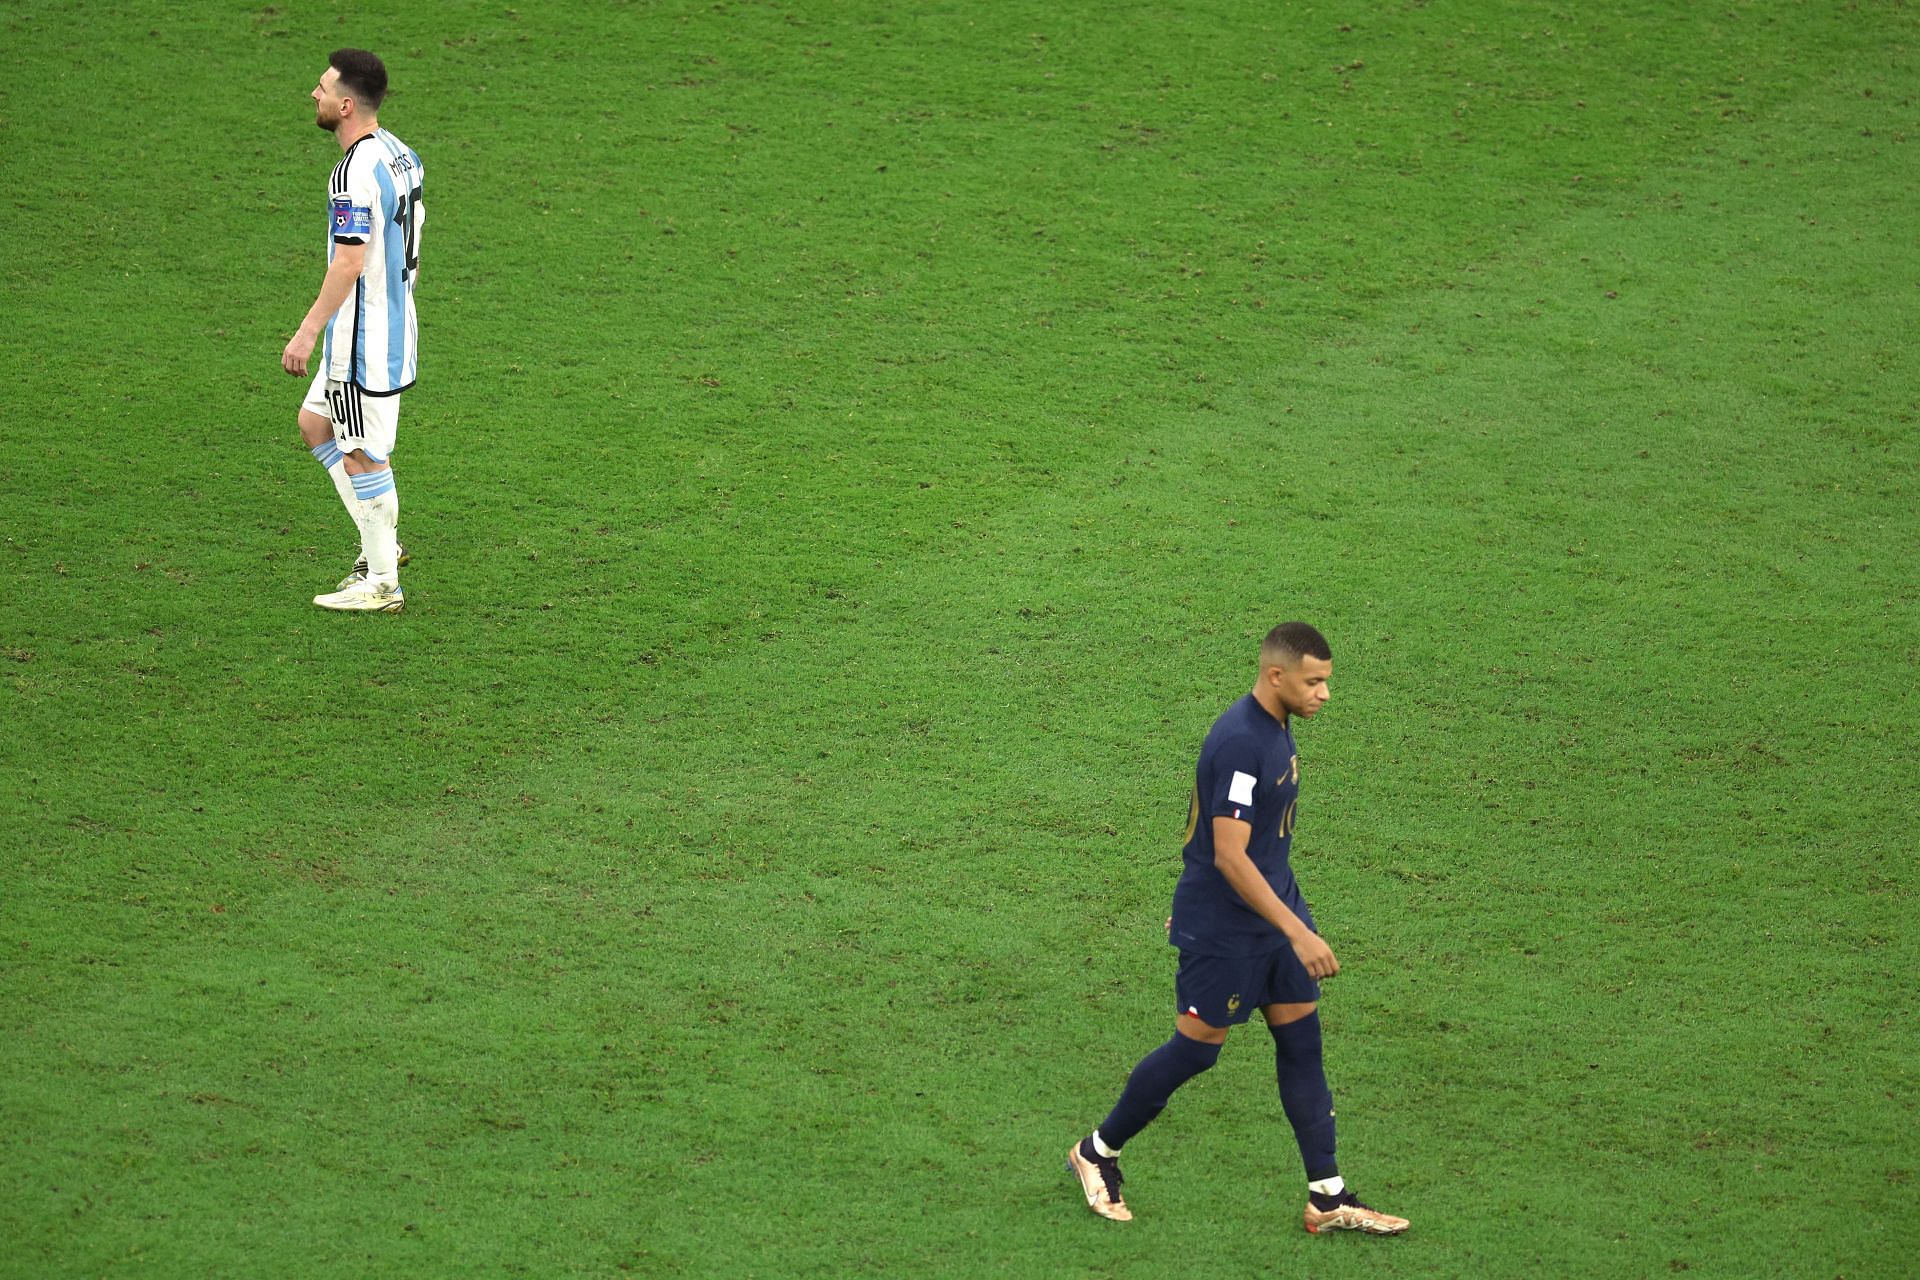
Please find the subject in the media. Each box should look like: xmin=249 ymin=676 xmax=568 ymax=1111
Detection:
xmin=283 ymin=241 xmax=366 ymax=376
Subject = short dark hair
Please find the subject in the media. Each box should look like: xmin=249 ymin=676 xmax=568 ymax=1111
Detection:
xmin=330 ymin=48 xmax=388 ymax=109
xmin=1260 ymin=621 xmax=1332 ymax=669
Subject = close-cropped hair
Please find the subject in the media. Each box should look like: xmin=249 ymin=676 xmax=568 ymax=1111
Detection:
xmin=1260 ymin=621 xmax=1332 ymax=669
xmin=330 ymin=48 xmax=388 ymax=109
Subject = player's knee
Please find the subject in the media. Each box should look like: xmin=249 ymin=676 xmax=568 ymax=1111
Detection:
xmin=1170 ymin=1031 xmax=1224 ymax=1074
xmin=298 ymin=410 xmax=331 ymax=447
xmin=1264 ymin=1001 xmax=1317 ymax=1027
xmin=1174 ymin=1013 xmax=1230 ymax=1049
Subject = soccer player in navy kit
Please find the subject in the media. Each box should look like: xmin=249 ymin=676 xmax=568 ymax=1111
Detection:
xmin=1067 ymin=622 xmax=1409 ymax=1235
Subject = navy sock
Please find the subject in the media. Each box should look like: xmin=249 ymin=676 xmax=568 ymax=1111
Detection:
xmin=1097 ymin=1032 xmax=1222 ymax=1151
xmin=1270 ymin=1013 xmax=1339 ymax=1182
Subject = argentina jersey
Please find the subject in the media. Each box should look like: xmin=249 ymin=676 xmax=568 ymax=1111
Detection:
xmin=321 ymin=128 xmax=423 ymax=394
xmin=1168 ymin=693 xmax=1312 ymax=956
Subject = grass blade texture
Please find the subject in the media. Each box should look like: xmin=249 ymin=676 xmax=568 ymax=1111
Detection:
xmin=2 ymin=2 xmax=1915 ymax=1277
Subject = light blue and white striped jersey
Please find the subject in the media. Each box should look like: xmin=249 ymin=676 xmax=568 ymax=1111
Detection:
xmin=321 ymin=128 xmax=423 ymax=394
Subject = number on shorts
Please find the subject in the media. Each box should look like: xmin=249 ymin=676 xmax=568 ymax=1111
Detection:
xmin=327 ymin=385 xmax=361 ymax=438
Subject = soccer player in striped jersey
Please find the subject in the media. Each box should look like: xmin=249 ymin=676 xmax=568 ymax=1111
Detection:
xmin=1066 ymin=623 xmax=1410 ymax=1236
xmin=282 ymin=48 xmax=423 ymax=613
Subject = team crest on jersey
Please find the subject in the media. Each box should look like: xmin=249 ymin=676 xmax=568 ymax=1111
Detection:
xmin=331 ymin=197 xmax=372 ymax=236
xmin=1226 ymin=994 xmax=1242 ymax=1015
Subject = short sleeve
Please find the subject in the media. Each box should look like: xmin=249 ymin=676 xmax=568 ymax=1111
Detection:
xmin=1203 ymin=734 xmax=1264 ymax=823
xmin=329 ymin=165 xmax=379 ymax=245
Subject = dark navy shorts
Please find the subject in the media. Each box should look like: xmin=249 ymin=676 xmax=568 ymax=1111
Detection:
xmin=1175 ymin=946 xmax=1319 ymax=1027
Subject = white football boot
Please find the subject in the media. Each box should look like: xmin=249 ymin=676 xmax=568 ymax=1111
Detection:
xmin=337 ymin=542 xmax=410 ymax=590
xmin=313 ymin=578 xmax=404 ymax=613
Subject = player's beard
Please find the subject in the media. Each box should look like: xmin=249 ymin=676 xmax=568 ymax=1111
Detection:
xmin=315 ymin=105 xmax=340 ymax=132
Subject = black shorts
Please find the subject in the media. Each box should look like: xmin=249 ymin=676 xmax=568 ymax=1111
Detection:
xmin=1175 ymin=945 xmax=1319 ymax=1027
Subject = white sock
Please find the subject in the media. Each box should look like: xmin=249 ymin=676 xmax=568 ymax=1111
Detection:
xmin=349 ymin=469 xmax=400 ymax=583
xmin=327 ymin=460 xmax=359 ymax=523
xmin=1308 ymin=1175 xmax=1345 ymax=1197
xmin=310 ymin=440 xmax=365 ymax=548
xmin=1091 ymin=1131 xmax=1120 ymax=1159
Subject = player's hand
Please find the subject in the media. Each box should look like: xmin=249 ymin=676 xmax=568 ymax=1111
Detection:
xmin=282 ymin=330 xmax=316 ymax=377
xmin=1291 ymin=932 xmax=1339 ymax=980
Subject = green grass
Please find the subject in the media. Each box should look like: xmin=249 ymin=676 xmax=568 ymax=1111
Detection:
xmin=3 ymin=1 xmax=1917 ymax=1276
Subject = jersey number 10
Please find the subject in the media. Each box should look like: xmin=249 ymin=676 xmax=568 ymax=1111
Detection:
xmin=393 ymin=186 xmax=423 ymax=284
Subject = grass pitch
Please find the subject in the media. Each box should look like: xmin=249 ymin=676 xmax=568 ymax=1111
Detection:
xmin=3 ymin=2 xmax=1917 ymax=1277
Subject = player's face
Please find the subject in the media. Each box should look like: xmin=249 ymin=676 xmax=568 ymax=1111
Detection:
xmin=1270 ymin=656 xmax=1333 ymax=719
xmin=312 ymin=67 xmax=346 ymax=132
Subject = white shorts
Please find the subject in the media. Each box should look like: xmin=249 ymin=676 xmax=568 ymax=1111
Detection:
xmin=303 ymin=369 xmax=400 ymax=463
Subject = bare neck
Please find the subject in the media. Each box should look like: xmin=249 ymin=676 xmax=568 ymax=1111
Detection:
xmin=1250 ymin=682 xmax=1288 ymax=725
xmin=336 ymin=116 xmax=380 ymax=151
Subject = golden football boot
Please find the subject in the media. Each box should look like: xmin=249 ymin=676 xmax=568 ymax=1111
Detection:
xmin=1066 ymin=1141 xmax=1132 ymax=1222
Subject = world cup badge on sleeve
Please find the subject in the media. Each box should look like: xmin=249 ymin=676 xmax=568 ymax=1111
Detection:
xmin=331 ymin=197 xmax=373 ymax=236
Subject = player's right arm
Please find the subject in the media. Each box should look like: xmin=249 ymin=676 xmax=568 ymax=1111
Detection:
xmin=282 ymin=242 xmax=365 ymax=376
xmin=1212 ymin=816 xmax=1339 ymax=979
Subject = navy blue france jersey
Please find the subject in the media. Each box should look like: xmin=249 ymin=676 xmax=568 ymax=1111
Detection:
xmin=1168 ymin=694 xmax=1313 ymax=957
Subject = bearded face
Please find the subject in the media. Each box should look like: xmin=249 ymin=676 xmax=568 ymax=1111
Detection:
xmin=312 ymin=67 xmax=347 ymax=132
